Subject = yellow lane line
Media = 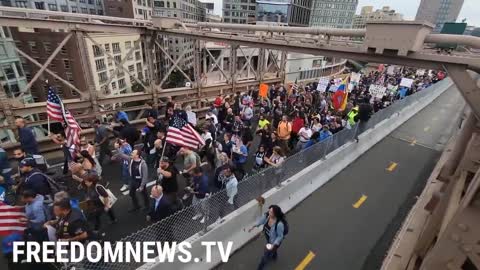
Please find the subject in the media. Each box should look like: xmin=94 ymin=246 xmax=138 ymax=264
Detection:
xmin=386 ymin=162 xmax=398 ymax=172
xmin=353 ymin=195 xmax=368 ymax=209
xmin=295 ymin=251 xmax=316 ymax=270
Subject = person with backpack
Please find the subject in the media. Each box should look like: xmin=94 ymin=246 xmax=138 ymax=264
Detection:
xmin=354 ymin=96 xmax=373 ymax=142
xmin=248 ymin=205 xmax=288 ymax=270
xmin=17 ymin=158 xmax=58 ymax=203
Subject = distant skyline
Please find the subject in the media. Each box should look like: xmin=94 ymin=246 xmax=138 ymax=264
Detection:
xmin=357 ymin=0 xmax=479 ymax=26
xmin=207 ymin=0 xmax=479 ymax=27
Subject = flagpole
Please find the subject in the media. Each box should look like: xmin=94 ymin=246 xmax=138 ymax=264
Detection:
xmin=156 ymin=140 xmax=167 ymax=186
xmin=47 ymin=115 xmax=51 ymax=135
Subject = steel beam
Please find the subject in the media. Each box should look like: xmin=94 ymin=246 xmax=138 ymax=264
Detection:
xmin=160 ymin=29 xmax=480 ymax=73
xmin=229 ymin=44 xmax=238 ymax=89
xmin=14 ymin=47 xmax=85 ymax=98
xmin=145 ymin=35 xmax=158 ymax=107
xmin=23 ymin=32 xmax=72 ymax=93
xmin=444 ymin=66 xmax=480 ymax=119
xmin=154 ymin=40 xmax=192 ymax=85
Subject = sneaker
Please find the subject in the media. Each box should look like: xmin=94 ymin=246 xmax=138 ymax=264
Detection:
xmin=120 ymin=185 xmax=129 ymax=192
xmin=200 ymin=216 xmax=208 ymax=224
xmin=192 ymin=214 xmax=203 ymax=221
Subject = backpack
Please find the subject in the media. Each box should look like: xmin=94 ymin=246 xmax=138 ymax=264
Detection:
xmin=26 ymin=172 xmax=65 ymax=195
xmin=264 ymin=212 xmax=289 ymax=237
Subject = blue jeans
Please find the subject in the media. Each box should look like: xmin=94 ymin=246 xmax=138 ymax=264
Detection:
xmin=121 ymin=166 xmax=130 ymax=185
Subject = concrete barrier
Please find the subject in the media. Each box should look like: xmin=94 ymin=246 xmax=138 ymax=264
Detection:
xmin=145 ymin=79 xmax=453 ymax=270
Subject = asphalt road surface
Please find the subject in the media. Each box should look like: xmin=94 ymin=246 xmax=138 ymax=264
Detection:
xmin=217 ymin=87 xmax=464 ymax=270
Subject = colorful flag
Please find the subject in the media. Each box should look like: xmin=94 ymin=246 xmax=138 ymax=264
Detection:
xmin=166 ymin=115 xmax=205 ymax=149
xmin=332 ymin=77 xmax=349 ymax=111
xmin=0 ymin=202 xmax=26 ymax=236
xmin=47 ymin=86 xmax=81 ymax=157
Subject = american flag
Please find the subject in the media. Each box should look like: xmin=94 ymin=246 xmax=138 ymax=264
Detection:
xmin=47 ymin=86 xmax=81 ymax=157
xmin=0 ymin=202 xmax=26 ymax=236
xmin=166 ymin=115 xmax=205 ymax=149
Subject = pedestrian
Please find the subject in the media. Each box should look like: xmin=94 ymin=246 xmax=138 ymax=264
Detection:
xmin=15 ymin=117 xmax=38 ymax=155
xmin=277 ymin=115 xmax=291 ymax=152
xmin=21 ymin=189 xmax=47 ymax=241
xmin=218 ymin=165 xmax=238 ymax=219
xmin=355 ymin=97 xmax=373 ymax=142
xmin=232 ymin=136 xmax=248 ymax=178
xmin=112 ymin=138 xmax=132 ymax=192
xmin=157 ymin=156 xmax=179 ymax=207
xmin=93 ymin=119 xmax=112 ymax=166
xmin=49 ymin=132 xmax=71 ymax=175
xmin=248 ymin=205 xmax=288 ymax=270
xmin=126 ymin=149 xmax=149 ymax=212
xmin=179 ymin=147 xmax=201 ymax=190
xmin=189 ymin=167 xmax=209 ymax=224
xmin=254 ymin=145 xmax=267 ymax=171
xmin=82 ymin=174 xmax=117 ymax=231
xmin=295 ymin=122 xmax=312 ymax=152
xmin=146 ymin=185 xmax=172 ymax=223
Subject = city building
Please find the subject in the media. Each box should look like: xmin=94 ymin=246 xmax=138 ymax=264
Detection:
xmin=153 ymin=0 xmax=206 ymax=69
xmin=256 ymin=0 xmax=312 ymax=26
xmin=0 ymin=0 xmax=104 ymax=15
xmin=222 ymin=0 xmax=256 ymax=24
xmin=415 ymin=0 xmax=465 ymax=32
xmin=104 ymin=0 xmax=152 ymax=20
xmin=310 ymin=0 xmax=358 ymax=29
xmin=85 ymin=33 xmax=147 ymax=96
xmin=352 ymin=6 xmax=403 ymax=29
xmin=0 ymin=27 xmax=29 ymax=100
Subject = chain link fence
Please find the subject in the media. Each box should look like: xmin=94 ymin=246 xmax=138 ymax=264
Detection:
xmin=64 ymin=78 xmax=451 ymax=270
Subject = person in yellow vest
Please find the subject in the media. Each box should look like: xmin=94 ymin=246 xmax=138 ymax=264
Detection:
xmin=347 ymin=106 xmax=359 ymax=127
xmin=277 ymin=115 xmax=292 ymax=152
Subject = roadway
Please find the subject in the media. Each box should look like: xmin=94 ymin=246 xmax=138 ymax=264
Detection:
xmin=217 ymin=87 xmax=465 ymax=270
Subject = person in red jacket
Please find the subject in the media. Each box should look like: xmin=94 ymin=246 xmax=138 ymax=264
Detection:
xmin=290 ymin=112 xmax=305 ymax=149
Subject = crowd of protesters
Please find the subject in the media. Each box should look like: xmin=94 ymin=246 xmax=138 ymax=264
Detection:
xmin=0 ymin=66 xmax=445 ymax=268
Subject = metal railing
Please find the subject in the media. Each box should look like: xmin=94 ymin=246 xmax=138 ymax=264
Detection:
xmin=65 ymin=78 xmax=451 ymax=270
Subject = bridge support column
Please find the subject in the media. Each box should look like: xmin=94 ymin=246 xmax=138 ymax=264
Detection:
xmin=194 ymin=40 xmax=203 ymax=108
xmin=75 ymin=31 xmax=100 ymax=119
xmin=145 ymin=34 xmax=158 ymax=107
xmin=444 ymin=64 xmax=480 ymax=119
xmin=280 ymin=50 xmax=287 ymax=84
xmin=230 ymin=44 xmax=238 ymax=92
xmin=256 ymin=48 xmax=265 ymax=82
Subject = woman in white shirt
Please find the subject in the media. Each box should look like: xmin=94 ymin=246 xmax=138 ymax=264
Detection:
xmin=264 ymin=146 xmax=285 ymax=168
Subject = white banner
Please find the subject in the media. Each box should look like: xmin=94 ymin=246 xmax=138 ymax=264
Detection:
xmin=369 ymin=84 xmax=387 ymax=98
xmin=350 ymin=72 xmax=361 ymax=84
xmin=416 ymin=69 xmax=426 ymax=76
xmin=387 ymin=65 xmax=396 ymax=75
xmin=400 ymin=78 xmax=414 ymax=88
xmin=316 ymin=77 xmax=329 ymax=92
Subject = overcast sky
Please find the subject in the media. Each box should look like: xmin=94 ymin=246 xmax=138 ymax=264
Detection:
xmin=209 ymin=0 xmax=479 ymax=27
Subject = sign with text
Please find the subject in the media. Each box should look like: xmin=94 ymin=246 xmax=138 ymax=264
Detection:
xmin=400 ymin=78 xmax=414 ymax=88
xmin=369 ymin=84 xmax=387 ymax=98
xmin=316 ymin=77 xmax=329 ymax=92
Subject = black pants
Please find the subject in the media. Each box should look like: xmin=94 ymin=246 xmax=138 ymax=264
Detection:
xmin=129 ymin=181 xmax=149 ymax=208
xmin=257 ymin=247 xmax=278 ymax=270
xmin=88 ymin=208 xmax=116 ymax=231
xmin=98 ymin=143 xmax=112 ymax=166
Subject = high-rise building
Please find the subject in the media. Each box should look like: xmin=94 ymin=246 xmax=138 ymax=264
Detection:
xmin=104 ymin=0 xmax=153 ymax=20
xmin=0 ymin=0 xmax=104 ymax=15
xmin=415 ymin=0 xmax=465 ymax=32
xmin=223 ymin=0 xmax=256 ymax=24
xmin=153 ymin=0 xmax=206 ymax=69
xmin=310 ymin=0 xmax=358 ymax=29
xmin=256 ymin=0 xmax=312 ymax=26
xmin=352 ymin=6 xmax=403 ymax=29
xmin=0 ymin=27 xmax=29 ymax=100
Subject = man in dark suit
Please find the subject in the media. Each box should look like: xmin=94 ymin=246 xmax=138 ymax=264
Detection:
xmin=147 ymin=185 xmax=172 ymax=223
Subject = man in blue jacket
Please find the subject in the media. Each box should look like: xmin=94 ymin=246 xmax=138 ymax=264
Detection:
xmin=18 ymin=158 xmax=52 ymax=199
xmin=15 ymin=118 xmax=38 ymax=154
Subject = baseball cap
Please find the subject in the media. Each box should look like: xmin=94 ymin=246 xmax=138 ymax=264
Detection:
xmin=19 ymin=158 xmax=36 ymax=168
